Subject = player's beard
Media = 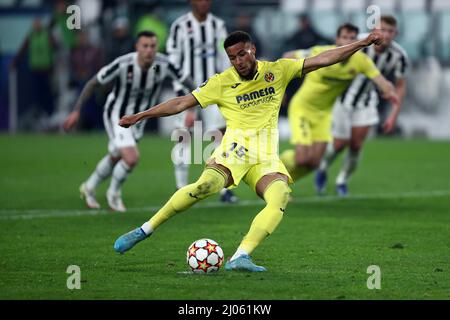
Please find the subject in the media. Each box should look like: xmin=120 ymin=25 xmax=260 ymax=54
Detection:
xmin=239 ymin=60 xmax=257 ymax=80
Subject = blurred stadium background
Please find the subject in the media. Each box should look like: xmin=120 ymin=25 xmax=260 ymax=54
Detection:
xmin=1 ymin=0 xmax=450 ymax=139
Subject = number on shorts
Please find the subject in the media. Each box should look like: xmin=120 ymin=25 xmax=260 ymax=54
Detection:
xmin=226 ymin=142 xmax=248 ymax=158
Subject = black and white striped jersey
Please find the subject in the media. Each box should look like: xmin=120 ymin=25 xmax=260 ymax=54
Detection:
xmin=340 ymin=40 xmax=409 ymax=109
xmin=97 ymin=52 xmax=184 ymax=139
xmin=166 ymin=11 xmax=229 ymax=89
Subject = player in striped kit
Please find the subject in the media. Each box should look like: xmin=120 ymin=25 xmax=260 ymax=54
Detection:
xmin=316 ymin=15 xmax=409 ymax=196
xmin=167 ymin=0 xmax=238 ymax=203
xmin=63 ymin=31 xmax=193 ymax=211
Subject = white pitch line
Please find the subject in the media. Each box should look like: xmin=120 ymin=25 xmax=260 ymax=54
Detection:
xmin=0 ymin=190 xmax=449 ymax=220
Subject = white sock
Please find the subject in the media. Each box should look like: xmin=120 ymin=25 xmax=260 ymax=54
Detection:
xmin=230 ymin=248 xmax=249 ymax=262
xmin=140 ymin=221 xmax=153 ymax=235
xmin=172 ymin=139 xmax=191 ymax=189
xmin=174 ymin=163 xmax=189 ymax=189
xmin=85 ymin=155 xmax=114 ymax=190
xmin=319 ymin=142 xmax=339 ymax=172
xmin=336 ymin=149 xmax=360 ymax=185
xmin=109 ymin=160 xmax=132 ymax=193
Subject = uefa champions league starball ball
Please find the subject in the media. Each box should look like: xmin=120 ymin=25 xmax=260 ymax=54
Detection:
xmin=186 ymin=238 xmax=224 ymax=274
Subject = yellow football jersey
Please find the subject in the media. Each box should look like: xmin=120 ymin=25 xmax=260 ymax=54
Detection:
xmin=291 ymin=45 xmax=380 ymax=113
xmin=192 ymin=59 xmax=305 ymax=133
xmin=191 ymin=59 xmax=304 ymax=188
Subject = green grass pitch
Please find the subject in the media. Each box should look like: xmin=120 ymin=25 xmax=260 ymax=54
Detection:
xmin=0 ymin=134 xmax=449 ymax=299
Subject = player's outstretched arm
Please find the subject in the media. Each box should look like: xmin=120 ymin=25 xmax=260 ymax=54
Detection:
xmin=388 ymin=78 xmax=407 ymax=131
xmin=63 ymin=76 xmax=101 ymax=131
xmin=119 ymin=94 xmax=198 ymax=128
xmin=302 ymin=29 xmax=384 ymax=75
xmin=371 ymin=75 xmax=399 ymax=105
xmin=383 ymin=101 xmax=401 ymax=134
xmin=372 ymin=75 xmax=401 ymax=133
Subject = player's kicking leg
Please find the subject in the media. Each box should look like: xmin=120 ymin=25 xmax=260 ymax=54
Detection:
xmin=80 ymin=154 xmax=119 ymax=209
xmin=106 ymin=146 xmax=139 ymax=212
xmin=114 ymin=163 xmax=229 ymax=253
xmin=225 ymin=173 xmax=291 ymax=272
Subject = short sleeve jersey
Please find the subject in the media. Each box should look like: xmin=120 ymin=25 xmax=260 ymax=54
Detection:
xmin=292 ymin=45 xmax=380 ymax=112
xmin=192 ymin=58 xmax=305 ymax=133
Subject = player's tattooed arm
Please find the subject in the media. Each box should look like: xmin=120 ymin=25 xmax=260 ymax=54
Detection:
xmin=395 ymin=77 xmax=407 ymax=107
xmin=73 ymin=77 xmax=102 ymax=112
xmin=302 ymin=29 xmax=384 ymax=75
xmin=383 ymin=101 xmax=401 ymax=134
xmin=372 ymin=75 xmax=399 ymax=105
xmin=383 ymin=77 xmax=406 ymax=133
xmin=371 ymin=75 xmax=401 ymax=133
xmin=119 ymin=94 xmax=199 ymax=128
xmin=63 ymin=76 xmax=102 ymax=131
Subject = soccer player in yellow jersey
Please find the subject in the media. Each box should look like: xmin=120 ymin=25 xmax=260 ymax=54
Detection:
xmin=114 ymin=30 xmax=386 ymax=272
xmin=280 ymin=24 xmax=399 ymax=185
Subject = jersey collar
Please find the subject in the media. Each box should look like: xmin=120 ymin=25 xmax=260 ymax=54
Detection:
xmin=235 ymin=60 xmax=261 ymax=82
xmin=189 ymin=11 xmax=211 ymax=24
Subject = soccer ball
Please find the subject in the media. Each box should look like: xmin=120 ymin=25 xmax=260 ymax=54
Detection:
xmin=186 ymin=238 xmax=224 ymax=274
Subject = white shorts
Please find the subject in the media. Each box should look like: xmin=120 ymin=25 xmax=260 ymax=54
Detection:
xmin=332 ymin=100 xmax=379 ymax=139
xmin=174 ymin=104 xmax=226 ymax=131
xmin=104 ymin=114 xmax=137 ymax=157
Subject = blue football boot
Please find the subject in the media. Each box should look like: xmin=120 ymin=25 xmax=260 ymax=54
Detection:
xmin=114 ymin=227 xmax=149 ymax=254
xmin=336 ymin=184 xmax=348 ymax=197
xmin=220 ymin=189 xmax=238 ymax=203
xmin=315 ymin=170 xmax=328 ymax=195
xmin=224 ymin=254 xmax=267 ymax=272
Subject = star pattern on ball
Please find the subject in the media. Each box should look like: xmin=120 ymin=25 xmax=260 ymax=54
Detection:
xmin=188 ymin=245 xmax=199 ymax=257
xmin=187 ymin=239 xmax=224 ymax=273
xmin=196 ymin=259 xmax=212 ymax=272
xmin=205 ymin=242 xmax=217 ymax=254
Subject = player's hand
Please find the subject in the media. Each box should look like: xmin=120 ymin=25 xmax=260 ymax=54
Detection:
xmin=365 ymin=29 xmax=384 ymax=46
xmin=119 ymin=114 xmax=139 ymax=128
xmin=382 ymin=91 xmax=400 ymax=106
xmin=63 ymin=110 xmax=80 ymax=132
xmin=383 ymin=115 xmax=397 ymax=134
xmin=184 ymin=110 xmax=196 ymax=128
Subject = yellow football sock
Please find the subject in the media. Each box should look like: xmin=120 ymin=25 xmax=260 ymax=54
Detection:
xmin=149 ymin=167 xmax=226 ymax=230
xmin=239 ymin=180 xmax=291 ymax=255
xmin=280 ymin=149 xmax=312 ymax=181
